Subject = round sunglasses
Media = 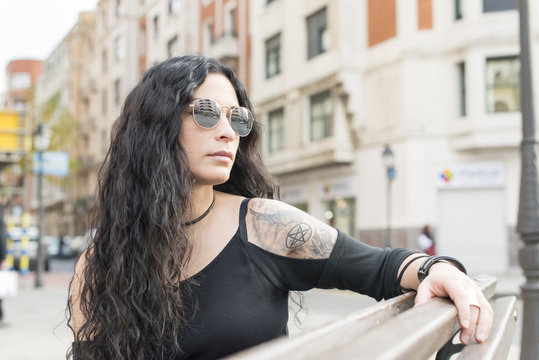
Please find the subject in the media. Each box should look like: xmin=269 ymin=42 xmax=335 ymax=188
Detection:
xmin=188 ymin=98 xmax=254 ymax=137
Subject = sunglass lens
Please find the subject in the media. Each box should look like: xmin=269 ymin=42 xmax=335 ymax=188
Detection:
xmin=230 ymin=107 xmax=253 ymax=136
xmin=194 ymin=99 xmax=220 ymax=128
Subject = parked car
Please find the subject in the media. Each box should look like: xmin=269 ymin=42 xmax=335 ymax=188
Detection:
xmin=7 ymin=226 xmax=50 ymax=271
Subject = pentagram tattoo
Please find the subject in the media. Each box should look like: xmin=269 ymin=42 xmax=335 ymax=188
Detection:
xmin=286 ymin=223 xmax=312 ymax=249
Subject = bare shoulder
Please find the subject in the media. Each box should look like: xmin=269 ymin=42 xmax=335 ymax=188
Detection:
xmin=245 ymin=198 xmax=337 ymax=259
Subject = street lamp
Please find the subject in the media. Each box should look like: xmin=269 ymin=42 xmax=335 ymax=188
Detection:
xmin=382 ymin=145 xmax=396 ymax=248
xmin=517 ymin=1 xmax=539 ymax=358
xmin=34 ymin=124 xmax=51 ymax=288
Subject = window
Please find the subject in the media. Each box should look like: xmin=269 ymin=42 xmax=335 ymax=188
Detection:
xmin=265 ymin=34 xmax=281 ymax=78
xmin=323 ymin=197 xmax=355 ymax=237
xmin=114 ymin=79 xmax=122 ymax=105
xmin=307 ymin=7 xmax=329 ymax=59
xmin=10 ymin=72 xmax=31 ymax=90
xmin=310 ymin=90 xmax=332 ymax=141
xmin=153 ymin=15 xmax=159 ymax=41
xmin=115 ymin=0 xmax=123 ymax=17
xmin=167 ymin=36 xmax=178 ymax=58
xmin=486 ymin=56 xmax=520 ymax=113
xmin=102 ymin=50 xmax=107 ymax=73
xmin=203 ymin=21 xmax=213 ymax=51
xmin=14 ymin=101 xmax=27 ymax=113
xmin=267 ymin=107 xmax=284 ymax=153
xmin=102 ymin=89 xmax=107 ymax=115
xmin=483 ymin=0 xmax=517 ymax=13
xmin=457 ymin=62 xmax=466 ymax=116
xmin=226 ymin=7 xmax=236 ymax=36
xmin=455 ymin=0 xmax=463 ymax=20
xmin=113 ymin=35 xmax=124 ymax=61
xmin=169 ymin=0 xmax=180 ymax=14
xmin=101 ymin=129 xmax=108 ymax=155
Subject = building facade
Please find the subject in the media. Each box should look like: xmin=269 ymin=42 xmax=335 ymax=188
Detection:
xmin=251 ymin=0 xmax=527 ymax=276
xmin=34 ymin=12 xmax=96 ymax=237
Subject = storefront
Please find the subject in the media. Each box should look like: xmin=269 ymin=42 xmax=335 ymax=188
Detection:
xmin=436 ymin=162 xmax=508 ymax=275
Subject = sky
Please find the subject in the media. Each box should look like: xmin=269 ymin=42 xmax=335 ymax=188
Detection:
xmin=0 ymin=0 xmax=98 ymax=94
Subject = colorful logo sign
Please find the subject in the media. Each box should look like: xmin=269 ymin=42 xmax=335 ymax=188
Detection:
xmin=437 ymin=162 xmax=505 ymax=189
xmin=440 ymin=168 xmax=454 ymax=183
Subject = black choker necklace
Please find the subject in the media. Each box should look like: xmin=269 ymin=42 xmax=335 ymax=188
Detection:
xmin=182 ymin=194 xmax=215 ymax=226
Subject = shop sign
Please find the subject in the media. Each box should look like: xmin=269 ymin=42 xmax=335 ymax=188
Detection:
xmin=281 ymin=184 xmax=308 ymax=204
xmin=319 ymin=176 xmax=357 ymax=199
xmin=33 ymin=151 xmax=69 ymax=177
xmin=437 ymin=162 xmax=505 ymax=189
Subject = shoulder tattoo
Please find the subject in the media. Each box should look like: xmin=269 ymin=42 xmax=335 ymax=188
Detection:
xmin=248 ymin=200 xmax=337 ymax=259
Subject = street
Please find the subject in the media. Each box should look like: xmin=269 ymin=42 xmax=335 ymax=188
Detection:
xmin=0 ymin=259 xmax=524 ymax=359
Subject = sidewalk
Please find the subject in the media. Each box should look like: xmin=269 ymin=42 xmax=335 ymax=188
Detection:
xmin=0 ymin=272 xmax=73 ymax=360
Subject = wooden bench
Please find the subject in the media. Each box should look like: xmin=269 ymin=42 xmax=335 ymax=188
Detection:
xmin=226 ymin=275 xmax=517 ymax=360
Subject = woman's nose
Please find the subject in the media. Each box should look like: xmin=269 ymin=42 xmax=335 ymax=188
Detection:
xmin=216 ymin=108 xmax=237 ymax=139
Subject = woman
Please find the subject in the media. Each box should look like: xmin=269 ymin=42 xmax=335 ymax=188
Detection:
xmin=69 ymin=55 xmax=492 ymax=359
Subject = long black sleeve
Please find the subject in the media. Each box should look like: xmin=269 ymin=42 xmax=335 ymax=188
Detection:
xmin=244 ymin=230 xmax=415 ymax=301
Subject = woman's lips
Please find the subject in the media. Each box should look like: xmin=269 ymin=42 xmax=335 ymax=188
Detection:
xmin=208 ymin=150 xmax=233 ymax=163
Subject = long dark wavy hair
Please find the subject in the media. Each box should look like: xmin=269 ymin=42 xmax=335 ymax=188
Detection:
xmin=67 ymin=55 xmax=279 ymax=359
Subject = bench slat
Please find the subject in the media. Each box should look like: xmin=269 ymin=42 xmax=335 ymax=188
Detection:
xmin=456 ymin=296 xmax=518 ymax=360
xmin=227 ymin=275 xmax=497 ymax=360
xmin=316 ymin=297 xmax=459 ymax=359
xmin=226 ymin=293 xmax=415 ymax=360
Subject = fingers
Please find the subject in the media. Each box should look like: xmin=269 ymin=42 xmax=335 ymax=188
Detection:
xmin=452 ymin=287 xmax=493 ymax=344
xmin=451 ymin=285 xmax=473 ymax=337
xmin=474 ymin=298 xmax=493 ymax=343
xmin=459 ymin=304 xmax=479 ymax=344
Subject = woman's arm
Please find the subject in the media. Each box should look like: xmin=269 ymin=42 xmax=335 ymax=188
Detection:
xmin=246 ymin=198 xmax=493 ymax=344
xmin=399 ymin=254 xmax=493 ymax=344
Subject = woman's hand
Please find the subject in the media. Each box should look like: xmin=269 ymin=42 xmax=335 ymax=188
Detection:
xmin=414 ymin=262 xmax=493 ymax=345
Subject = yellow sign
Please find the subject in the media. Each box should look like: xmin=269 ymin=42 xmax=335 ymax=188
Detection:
xmin=0 ymin=111 xmax=21 ymax=152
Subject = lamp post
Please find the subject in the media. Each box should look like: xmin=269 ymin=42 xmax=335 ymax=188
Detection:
xmin=517 ymin=1 xmax=539 ymax=358
xmin=382 ymin=145 xmax=396 ymax=248
xmin=33 ymin=124 xmax=51 ymax=288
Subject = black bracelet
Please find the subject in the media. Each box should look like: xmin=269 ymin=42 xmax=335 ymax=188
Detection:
xmin=417 ymin=255 xmax=467 ymax=282
xmin=398 ymin=254 xmax=429 ymax=293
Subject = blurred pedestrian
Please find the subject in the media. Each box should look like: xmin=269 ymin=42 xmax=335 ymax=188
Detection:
xmin=68 ymin=55 xmax=492 ymax=359
xmin=417 ymin=224 xmax=436 ymax=256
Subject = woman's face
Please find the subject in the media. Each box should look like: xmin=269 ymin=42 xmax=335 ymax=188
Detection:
xmin=179 ymin=73 xmax=241 ymax=186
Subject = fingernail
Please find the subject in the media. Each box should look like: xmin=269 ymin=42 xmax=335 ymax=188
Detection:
xmin=476 ymin=333 xmax=485 ymax=342
xmin=462 ymin=334 xmax=470 ymax=344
